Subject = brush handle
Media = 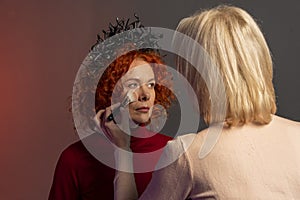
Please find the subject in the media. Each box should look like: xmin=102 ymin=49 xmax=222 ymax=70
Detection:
xmin=107 ymin=93 xmax=132 ymax=123
xmin=107 ymin=105 xmax=121 ymax=123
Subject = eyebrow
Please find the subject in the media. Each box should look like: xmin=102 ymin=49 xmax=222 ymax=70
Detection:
xmin=124 ymin=78 xmax=155 ymax=83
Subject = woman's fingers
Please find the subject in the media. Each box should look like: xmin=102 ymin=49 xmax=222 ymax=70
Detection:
xmin=93 ymin=103 xmax=131 ymax=149
xmin=94 ymin=109 xmax=105 ymax=129
xmin=93 ymin=108 xmax=114 ymax=140
xmin=119 ymin=107 xmax=131 ymax=134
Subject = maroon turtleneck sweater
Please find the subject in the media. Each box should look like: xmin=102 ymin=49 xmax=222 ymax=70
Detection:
xmin=48 ymin=127 xmax=172 ymax=200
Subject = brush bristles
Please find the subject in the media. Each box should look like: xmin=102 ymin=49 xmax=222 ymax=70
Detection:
xmin=121 ymin=90 xmax=137 ymax=107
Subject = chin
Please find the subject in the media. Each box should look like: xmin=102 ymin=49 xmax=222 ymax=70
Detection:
xmin=132 ymin=116 xmax=151 ymax=125
xmin=134 ymin=119 xmax=150 ymax=124
xmin=130 ymin=111 xmax=151 ymax=124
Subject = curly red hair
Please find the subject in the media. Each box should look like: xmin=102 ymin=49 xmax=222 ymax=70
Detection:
xmin=95 ymin=50 xmax=174 ymax=113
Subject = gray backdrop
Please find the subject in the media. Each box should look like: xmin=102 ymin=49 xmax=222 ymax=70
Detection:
xmin=0 ymin=0 xmax=299 ymax=199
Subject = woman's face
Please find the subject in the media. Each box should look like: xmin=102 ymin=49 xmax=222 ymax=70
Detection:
xmin=121 ymin=58 xmax=156 ymax=124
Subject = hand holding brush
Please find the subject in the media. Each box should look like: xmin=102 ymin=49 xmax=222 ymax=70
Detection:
xmin=107 ymin=90 xmax=137 ymax=123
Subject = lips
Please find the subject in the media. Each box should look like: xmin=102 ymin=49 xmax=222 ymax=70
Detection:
xmin=135 ymin=106 xmax=150 ymax=113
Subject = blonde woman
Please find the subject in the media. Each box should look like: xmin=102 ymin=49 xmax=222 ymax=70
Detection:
xmin=107 ymin=5 xmax=300 ymax=199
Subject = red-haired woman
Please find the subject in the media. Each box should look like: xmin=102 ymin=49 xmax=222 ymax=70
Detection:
xmin=48 ymin=49 xmax=174 ymax=200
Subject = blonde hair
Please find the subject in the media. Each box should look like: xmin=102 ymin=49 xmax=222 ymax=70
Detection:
xmin=175 ymin=5 xmax=276 ymax=127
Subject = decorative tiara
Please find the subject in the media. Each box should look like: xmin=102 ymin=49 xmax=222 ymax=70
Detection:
xmin=90 ymin=13 xmax=144 ymax=51
xmin=87 ymin=14 xmax=162 ymax=72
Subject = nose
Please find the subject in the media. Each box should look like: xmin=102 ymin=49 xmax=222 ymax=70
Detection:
xmin=137 ymin=85 xmax=150 ymax=102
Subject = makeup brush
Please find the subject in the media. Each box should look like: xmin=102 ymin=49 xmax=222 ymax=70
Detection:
xmin=107 ymin=90 xmax=136 ymax=123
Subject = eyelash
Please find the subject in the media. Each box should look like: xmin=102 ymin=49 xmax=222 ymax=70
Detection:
xmin=126 ymin=82 xmax=156 ymax=89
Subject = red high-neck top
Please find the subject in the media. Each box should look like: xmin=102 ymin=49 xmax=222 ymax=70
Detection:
xmin=48 ymin=127 xmax=172 ymax=200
